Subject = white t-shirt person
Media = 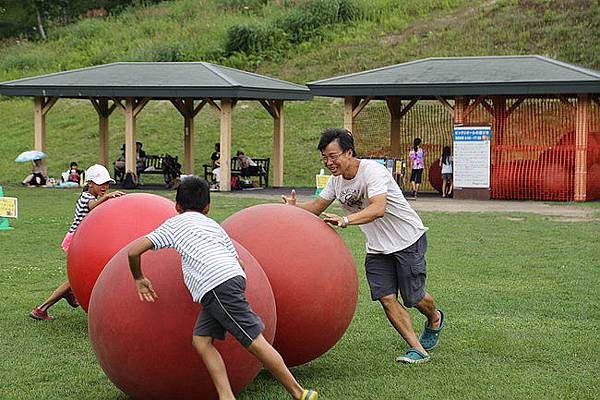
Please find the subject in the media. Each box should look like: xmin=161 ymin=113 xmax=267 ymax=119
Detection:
xmin=319 ymin=159 xmax=427 ymax=254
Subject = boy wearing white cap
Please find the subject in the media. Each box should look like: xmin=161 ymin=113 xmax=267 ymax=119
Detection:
xmin=30 ymin=165 xmax=125 ymax=321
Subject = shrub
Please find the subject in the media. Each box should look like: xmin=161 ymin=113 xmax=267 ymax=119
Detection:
xmin=225 ymin=22 xmax=285 ymax=55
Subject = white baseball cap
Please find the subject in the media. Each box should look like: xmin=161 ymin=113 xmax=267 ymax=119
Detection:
xmin=85 ymin=164 xmax=115 ymax=185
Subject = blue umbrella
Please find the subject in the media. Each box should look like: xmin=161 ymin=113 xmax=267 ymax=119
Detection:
xmin=15 ymin=150 xmax=48 ymax=162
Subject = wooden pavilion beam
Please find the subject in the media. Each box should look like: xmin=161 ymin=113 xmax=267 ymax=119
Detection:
xmin=183 ymin=98 xmax=195 ymax=175
xmin=171 ymin=97 xmax=204 ymax=175
xmin=385 ymin=97 xmax=402 ymax=157
xmin=271 ymin=100 xmax=284 ymax=187
xmin=90 ymin=98 xmax=117 ymax=167
xmin=124 ymin=98 xmax=137 ymax=176
xmin=463 ymin=95 xmax=493 ymax=119
xmin=506 ymin=96 xmax=526 ymax=118
xmin=398 ymin=98 xmax=420 ymax=119
xmin=436 ymin=96 xmax=454 ymax=114
xmin=343 ymin=97 xmax=360 ymax=134
xmin=33 ymin=96 xmax=58 ymax=152
xmin=219 ymin=98 xmax=233 ymax=191
xmin=454 ymin=96 xmax=467 ymax=124
xmin=574 ymin=94 xmax=589 ymax=202
xmin=556 ymin=94 xmax=576 ymax=110
xmin=492 ymin=96 xmax=507 ymax=148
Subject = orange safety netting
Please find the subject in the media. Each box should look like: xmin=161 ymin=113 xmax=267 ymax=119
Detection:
xmin=353 ymin=97 xmax=600 ymax=201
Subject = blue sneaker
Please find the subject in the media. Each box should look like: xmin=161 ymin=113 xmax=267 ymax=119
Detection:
xmin=396 ymin=348 xmax=430 ymax=364
xmin=419 ymin=309 xmax=445 ymax=351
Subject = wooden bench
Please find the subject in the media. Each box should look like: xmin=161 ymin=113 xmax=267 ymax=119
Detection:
xmin=203 ymin=157 xmax=270 ymax=188
xmin=114 ymin=154 xmax=179 ymax=182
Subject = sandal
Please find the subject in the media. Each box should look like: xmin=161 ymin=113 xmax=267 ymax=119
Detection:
xmin=419 ymin=309 xmax=445 ymax=351
xmin=396 ymin=348 xmax=430 ymax=364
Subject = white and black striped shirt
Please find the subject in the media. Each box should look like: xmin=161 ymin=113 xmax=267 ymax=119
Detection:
xmin=146 ymin=212 xmax=245 ymax=302
xmin=68 ymin=191 xmax=96 ymax=233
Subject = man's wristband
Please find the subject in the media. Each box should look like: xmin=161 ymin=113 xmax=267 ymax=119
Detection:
xmin=342 ymin=216 xmax=349 ymax=228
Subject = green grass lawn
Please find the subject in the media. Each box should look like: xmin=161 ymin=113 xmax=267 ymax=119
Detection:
xmin=1 ymin=187 xmax=599 ymax=399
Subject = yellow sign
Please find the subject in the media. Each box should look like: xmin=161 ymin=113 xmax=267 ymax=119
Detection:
xmin=315 ymin=174 xmax=331 ymax=189
xmin=0 ymin=197 xmax=18 ymax=218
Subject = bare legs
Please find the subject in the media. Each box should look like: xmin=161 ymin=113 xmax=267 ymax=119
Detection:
xmin=442 ymin=178 xmax=453 ymax=197
xmin=37 ymin=280 xmax=71 ymax=311
xmin=379 ymin=292 xmax=440 ymax=354
xmin=193 ymin=334 xmax=305 ymax=400
xmin=193 ymin=336 xmax=236 ymax=400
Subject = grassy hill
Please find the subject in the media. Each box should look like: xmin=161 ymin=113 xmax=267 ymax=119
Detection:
xmin=1 ymin=0 xmax=598 ymax=186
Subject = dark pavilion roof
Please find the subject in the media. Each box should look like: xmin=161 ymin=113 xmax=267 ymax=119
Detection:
xmin=307 ymin=56 xmax=600 ymax=98
xmin=0 ymin=62 xmax=312 ymax=100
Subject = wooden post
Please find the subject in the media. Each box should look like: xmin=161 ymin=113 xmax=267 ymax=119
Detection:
xmin=492 ymin=96 xmax=507 ymax=147
xmin=124 ymin=98 xmax=137 ymax=175
xmin=183 ymin=98 xmax=195 ymax=175
xmin=99 ymin=101 xmax=109 ymax=167
xmin=220 ymin=99 xmax=233 ymax=191
xmin=344 ymin=96 xmax=355 ymax=133
xmin=386 ymin=97 xmax=402 ymax=157
xmin=454 ymin=96 xmax=466 ymax=124
xmin=33 ymin=97 xmax=46 ymax=152
xmin=33 ymin=96 xmax=58 ymax=152
xmin=575 ymin=94 xmax=589 ymax=202
xmin=272 ymin=100 xmax=284 ymax=187
xmin=90 ymin=98 xmax=116 ymax=167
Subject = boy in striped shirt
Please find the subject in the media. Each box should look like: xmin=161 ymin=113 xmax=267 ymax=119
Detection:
xmin=127 ymin=176 xmax=317 ymax=400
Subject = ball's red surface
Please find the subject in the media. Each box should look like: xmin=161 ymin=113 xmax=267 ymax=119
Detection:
xmin=222 ymin=203 xmax=358 ymax=366
xmin=67 ymin=193 xmax=177 ymax=311
xmin=88 ymin=240 xmax=276 ymax=400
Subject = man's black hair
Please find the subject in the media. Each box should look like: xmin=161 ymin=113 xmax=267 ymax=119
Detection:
xmin=176 ymin=176 xmax=210 ymax=212
xmin=317 ymin=128 xmax=357 ymax=156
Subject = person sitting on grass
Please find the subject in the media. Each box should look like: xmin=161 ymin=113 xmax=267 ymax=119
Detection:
xmin=30 ymin=165 xmax=125 ymax=321
xmin=126 ymin=176 xmax=318 ymax=400
xmin=22 ymin=159 xmax=48 ymax=186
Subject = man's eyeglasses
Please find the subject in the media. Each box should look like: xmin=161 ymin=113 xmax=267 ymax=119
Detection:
xmin=321 ymin=152 xmax=345 ymax=163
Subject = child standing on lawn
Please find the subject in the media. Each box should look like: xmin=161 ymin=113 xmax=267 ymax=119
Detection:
xmin=30 ymin=164 xmax=125 ymax=321
xmin=127 ymin=176 xmax=318 ymax=400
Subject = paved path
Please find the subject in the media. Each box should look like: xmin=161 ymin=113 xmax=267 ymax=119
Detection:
xmin=214 ymin=188 xmax=597 ymax=220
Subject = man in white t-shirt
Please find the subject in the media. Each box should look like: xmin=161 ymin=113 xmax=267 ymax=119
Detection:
xmin=282 ymin=128 xmax=445 ymax=364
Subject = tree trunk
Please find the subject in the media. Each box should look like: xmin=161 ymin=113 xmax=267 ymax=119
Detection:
xmin=35 ymin=5 xmax=47 ymax=40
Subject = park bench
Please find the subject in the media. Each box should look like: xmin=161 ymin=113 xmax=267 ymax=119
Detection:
xmin=203 ymin=157 xmax=270 ymax=188
xmin=114 ymin=154 xmax=179 ymax=182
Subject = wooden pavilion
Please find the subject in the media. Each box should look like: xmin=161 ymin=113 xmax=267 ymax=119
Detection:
xmin=308 ymin=56 xmax=600 ymax=201
xmin=0 ymin=62 xmax=312 ymax=190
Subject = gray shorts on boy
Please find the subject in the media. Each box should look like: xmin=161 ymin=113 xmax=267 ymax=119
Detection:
xmin=194 ymin=275 xmax=264 ymax=348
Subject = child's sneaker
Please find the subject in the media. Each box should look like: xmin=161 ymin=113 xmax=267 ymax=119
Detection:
xmin=30 ymin=308 xmax=55 ymax=321
xmin=301 ymin=389 xmax=318 ymax=400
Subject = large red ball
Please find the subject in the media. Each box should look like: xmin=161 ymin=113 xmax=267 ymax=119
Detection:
xmin=222 ymin=203 xmax=358 ymax=367
xmin=67 ymin=193 xmax=177 ymax=311
xmin=428 ymin=158 xmax=442 ymax=193
xmin=88 ymin=240 xmax=276 ymax=400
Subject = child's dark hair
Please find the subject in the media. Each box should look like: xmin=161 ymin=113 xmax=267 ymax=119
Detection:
xmin=176 ymin=176 xmax=210 ymax=212
xmin=70 ymin=162 xmax=78 ymax=168
xmin=442 ymin=146 xmax=451 ymax=164
xmin=317 ymin=128 xmax=356 ymax=156
xmin=413 ymin=138 xmax=422 ymax=153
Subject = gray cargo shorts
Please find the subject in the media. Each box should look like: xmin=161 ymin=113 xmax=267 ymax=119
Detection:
xmin=194 ymin=275 xmax=264 ymax=348
xmin=365 ymin=233 xmax=428 ymax=307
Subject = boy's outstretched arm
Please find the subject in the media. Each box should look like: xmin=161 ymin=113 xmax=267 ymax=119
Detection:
xmin=128 ymin=237 xmax=158 ymax=302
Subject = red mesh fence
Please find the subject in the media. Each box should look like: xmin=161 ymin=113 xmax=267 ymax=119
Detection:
xmin=353 ymin=97 xmax=600 ymax=201
xmin=465 ymin=98 xmax=576 ymax=201
xmin=587 ymin=99 xmax=600 ymax=200
xmin=354 ymin=101 xmax=453 ymax=192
